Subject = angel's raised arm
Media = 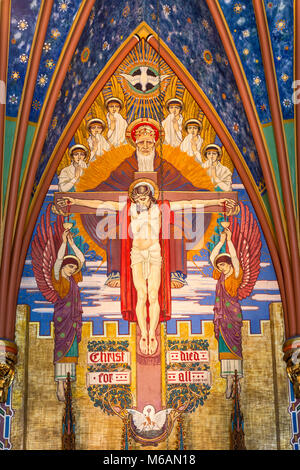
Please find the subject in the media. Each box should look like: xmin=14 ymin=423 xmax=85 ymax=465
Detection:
xmin=67 ymin=232 xmax=85 ymax=266
xmin=54 ymin=238 xmax=67 ymax=280
xmin=227 ymin=239 xmax=240 ymax=278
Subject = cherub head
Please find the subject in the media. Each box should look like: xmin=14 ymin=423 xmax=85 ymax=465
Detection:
xmin=69 ymin=144 xmax=88 ymax=166
xmin=184 ymin=118 xmax=202 ymax=136
xmin=87 ymin=118 xmax=105 ymax=136
xmin=105 ymin=97 xmax=123 ymax=115
xmin=203 ymin=143 xmax=222 ymax=164
xmin=166 ymin=98 xmax=183 ymax=117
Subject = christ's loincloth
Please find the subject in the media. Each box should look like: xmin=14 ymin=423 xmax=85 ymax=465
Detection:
xmin=130 ymin=242 xmax=162 ymax=280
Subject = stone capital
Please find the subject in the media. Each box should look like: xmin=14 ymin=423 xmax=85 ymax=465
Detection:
xmin=0 ymin=339 xmax=18 ymax=403
xmin=283 ymin=336 xmax=300 ymax=399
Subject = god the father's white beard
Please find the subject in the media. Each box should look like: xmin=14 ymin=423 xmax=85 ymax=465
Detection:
xmin=136 ymin=148 xmax=155 ymax=171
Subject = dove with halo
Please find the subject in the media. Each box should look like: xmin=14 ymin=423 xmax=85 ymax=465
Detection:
xmin=120 ymin=67 xmax=169 ymax=92
xmin=127 ymin=405 xmax=173 ymax=432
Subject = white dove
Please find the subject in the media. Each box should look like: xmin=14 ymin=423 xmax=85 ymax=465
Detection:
xmin=127 ymin=405 xmax=172 ymax=432
xmin=120 ymin=67 xmax=169 ymax=92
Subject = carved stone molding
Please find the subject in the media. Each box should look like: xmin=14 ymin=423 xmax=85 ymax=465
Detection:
xmin=0 ymin=339 xmax=18 ymax=403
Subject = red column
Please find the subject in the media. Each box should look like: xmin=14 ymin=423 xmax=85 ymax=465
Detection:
xmin=0 ymin=0 xmax=11 ymax=220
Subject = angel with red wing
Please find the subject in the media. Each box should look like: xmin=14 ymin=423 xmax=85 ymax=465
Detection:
xmin=209 ymin=202 xmax=262 ymax=399
xmin=31 ymin=204 xmax=85 ymax=401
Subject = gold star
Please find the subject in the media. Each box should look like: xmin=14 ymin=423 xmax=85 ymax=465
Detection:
xmin=11 ymin=71 xmax=20 ymax=80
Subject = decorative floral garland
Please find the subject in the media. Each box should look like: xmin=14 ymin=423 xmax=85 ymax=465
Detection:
xmin=167 ymin=339 xmax=211 ymax=414
xmin=87 ymin=340 xmax=132 ymax=416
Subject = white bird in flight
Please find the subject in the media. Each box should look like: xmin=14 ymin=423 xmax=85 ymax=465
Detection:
xmin=120 ymin=67 xmax=169 ymax=93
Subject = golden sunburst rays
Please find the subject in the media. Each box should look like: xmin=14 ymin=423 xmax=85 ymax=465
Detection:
xmin=181 ymin=87 xmax=205 ymax=137
xmin=73 ymin=93 xmax=109 ymax=149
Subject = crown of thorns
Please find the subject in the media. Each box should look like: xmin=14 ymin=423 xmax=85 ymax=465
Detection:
xmin=128 ymin=178 xmax=159 ymax=201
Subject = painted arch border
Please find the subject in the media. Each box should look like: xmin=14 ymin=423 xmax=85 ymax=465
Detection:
xmin=30 ymin=22 xmax=269 ymax=223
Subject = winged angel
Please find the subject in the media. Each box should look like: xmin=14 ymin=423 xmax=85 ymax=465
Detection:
xmin=31 ymin=204 xmax=85 ymax=401
xmin=210 ymin=202 xmax=261 ymax=399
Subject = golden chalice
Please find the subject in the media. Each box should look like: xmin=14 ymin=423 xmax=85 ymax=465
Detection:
xmin=220 ymin=221 xmax=230 ymax=229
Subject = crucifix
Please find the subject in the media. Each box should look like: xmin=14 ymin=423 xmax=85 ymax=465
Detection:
xmin=54 ymin=175 xmax=238 ymax=408
xmin=53 ymin=119 xmax=239 ymax=414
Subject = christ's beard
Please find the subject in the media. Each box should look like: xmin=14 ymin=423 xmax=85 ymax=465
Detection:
xmin=136 ymin=201 xmax=152 ymax=214
xmin=136 ymin=149 xmax=155 ymax=171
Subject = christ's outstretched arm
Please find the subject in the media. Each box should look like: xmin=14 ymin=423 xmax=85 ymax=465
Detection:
xmin=56 ymin=196 xmax=125 ymax=212
xmin=170 ymin=198 xmax=239 ymax=216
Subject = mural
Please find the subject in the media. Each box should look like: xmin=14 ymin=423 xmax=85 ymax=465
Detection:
xmin=14 ymin=28 xmax=286 ymax=449
xmin=3 ymin=0 xmax=300 ymax=454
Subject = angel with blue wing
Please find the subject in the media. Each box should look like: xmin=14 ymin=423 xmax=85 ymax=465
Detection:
xmin=31 ymin=204 xmax=85 ymax=401
xmin=210 ymin=203 xmax=261 ymax=399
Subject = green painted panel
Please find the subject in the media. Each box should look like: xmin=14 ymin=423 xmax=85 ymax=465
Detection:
xmin=3 ymin=119 xmax=16 ymax=202
xmin=262 ymin=121 xmax=297 ymax=214
xmin=3 ymin=119 xmax=36 ymax=203
xmin=20 ymin=124 xmax=36 ymax=190
xmin=261 ymin=191 xmax=274 ymax=229
xmin=283 ymin=121 xmax=297 ymax=213
xmin=262 ymin=124 xmax=283 ymax=203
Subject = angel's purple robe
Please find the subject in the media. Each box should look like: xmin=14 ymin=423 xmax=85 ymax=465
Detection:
xmin=53 ymin=275 xmax=82 ymax=364
xmin=80 ymin=151 xmax=211 ymax=276
xmin=213 ymin=271 xmax=243 ymax=360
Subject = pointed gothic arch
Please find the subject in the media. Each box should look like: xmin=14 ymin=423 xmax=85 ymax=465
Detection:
xmin=0 ymin=1 xmax=299 ymax=450
xmin=5 ymin=21 xmax=289 ymax=343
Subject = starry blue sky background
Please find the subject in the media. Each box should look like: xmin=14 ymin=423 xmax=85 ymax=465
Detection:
xmin=31 ymin=0 xmax=266 ymax=192
xmin=6 ymin=0 xmax=295 ymax=196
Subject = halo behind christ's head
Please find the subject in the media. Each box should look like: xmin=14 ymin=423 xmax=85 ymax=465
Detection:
xmin=128 ymin=178 xmax=160 ymax=202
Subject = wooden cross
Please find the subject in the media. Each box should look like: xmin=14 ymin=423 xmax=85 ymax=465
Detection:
xmin=53 ymin=170 xmax=238 ymax=415
xmin=53 ymin=171 xmax=238 ymax=214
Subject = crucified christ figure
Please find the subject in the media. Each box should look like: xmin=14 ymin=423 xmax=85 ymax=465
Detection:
xmin=57 ymin=180 xmax=239 ymax=356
